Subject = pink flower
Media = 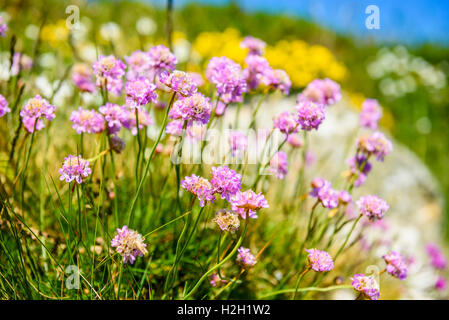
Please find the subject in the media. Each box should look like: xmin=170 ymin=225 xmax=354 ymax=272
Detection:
xmin=269 ymin=151 xmax=288 ymax=179
xmin=148 ymin=45 xmax=177 ymax=75
xmin=111 ymin=225 xmax=148 ymax=264
xmin=240 ymin=36 xmax=266 ymax=56
xmin=236 ymin=247 xmax=257 ymax=269
xmin=265 ymin=69 xmax=291 ymax=95
xmin=360 ymin=99 xmax=382 ymax=130
xmin=357 ymin=131 xmax=393 ymax=161
xmin=383 ymin=251 xmax=407 ymax=280
xmin=298 ymin=78 xmax=341 ymax=106
xmin=210 ymin=166 xmax=242 ymax=201
xmin=125 ymin=50 xmax=152 ymax=80
xmin=92 ymin=55 xmax=126 ymax=95
xmin=0 ymin=16 xmax=7 ymax=37
xmin=305 ymin=249 xmax=334 ymax=272
xmin=273 ymin=111 xmax=298 ymax=135
xmin=436 ymin=276 xmax=447 ymax=291
xmin=70 ymin=107 xmax=105 ymax=134
xmin=20 ymin=95 xmax=56 ymax=133
xmin=125 ymin=77 xmax=158 ymax=109
xmin=243 ymin=55 xmax=272 ymax=91
xmin=181 ymin=174 xmax=216 ymax=207
xmin=99 ymin=103 xmax=128 ymax=135
xmin=72 ymin=63 xmax=96 ymax=93
xmin=309 ymin=178 xmax=339 ymax=209
xmin=296 ymin=100 xmax=326 ymax=131
xmin=231 ymin=189 xmax=269 ymax=219
xmin=426 ymin=243 xmax=447 ymax=269
xmin=58 ymin=154 xmax=91 ymax=184
xmin=351 ymin=273 xmax=380 ymax=300
xmin=356 ymin=195 xmax=389 ymax=221
xmin=0 ymin=94 xmax=10 ymax=118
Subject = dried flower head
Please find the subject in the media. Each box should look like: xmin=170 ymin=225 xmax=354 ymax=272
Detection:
xmin=111 ymin=225 xmax=148 ymax=264
xmin=213 ymin=209 xmax=240 ymax=233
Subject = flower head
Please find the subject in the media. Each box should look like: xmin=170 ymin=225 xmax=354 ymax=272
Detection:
xmin=310 ymin=178 xmax=339 ymax=209
xmin=20 ymin=95 xmax=56 ymax=132
xmin=0 ymin=94 xmax=10 ymax=118
xmin=298 ymin=78 xmax=341 ymax=106
xmin=347 ymin=154 xmax=372 ymax=187
xmin=111 ymin=225 xmax=148 ymax=264
xmin=92 ymin=55 xmax=126 ymax=95
xmin=360 ymin=99 xmax=382 ymax=130
xmin=351 ymin=273 xmax=380 ymax=300
xmin=383 ymin=251 xmax=407 ymax=280
xmin=148 ymin=45 xmax=177 ymax=75
xmin=125 ymin=50 xmax=152 ymax=80
xmin=426 ymin=243 xmax=447 ymax=269
xmin=213 ymin=209 xmax=240 ymax=233
xmin=296 ymin=100 xmax=326 ymax=131
xmin=211 ymin=166 xmax=242 ymax=201
xmin=229 ymin=131 xmax=248 ymax=157
xmin=231 ymin=190 xmax=269 ymax=219
xmin=125 ymin=77 xmax=158 ymax=109
xmin=269 ymin=151 xmax=288 ymax=179
xmin=243 ymin=55 xmax=272 ymax=91
xmin=159 ymin=70 xmax=197 ymax=97
xmin=181 ymin=174 xmax=215 ymax=207
xmin=273 ymin=111 xmax=298 ymax=135
xmin=240 ymin=36 xmax=266 ymax=56
xmin=58 ymin=155 xmax=91 ymax=184
xmin=70 ymin=107 xmax=105 ymax=134
xmin=236 ymin=247 xmax=257 ymax=269
xmin=72 ymin=63 xmax=96 ymax=93
xmin=356 ymin=195 xmax=389 ymax=221
xmin=99 ymin=103 xmax=128 ymax=134
xmin=305 ymin=249 xmax=334 ymax=272
xmin=169 ymin=92 xmax=211 ymax=124
xmin=357 ymin=131 xmax=393 ymax=161
xmin=265 ymin=69 xmax=291 ymax=95
xmin=166 ymin=120 xmax=184 ymax=136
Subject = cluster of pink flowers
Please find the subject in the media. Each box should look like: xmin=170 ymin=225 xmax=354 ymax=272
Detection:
xmin=58 ymin=154 xmax=91 ymax=184
xmin=206 ymin=57 xmax=247 ymax=104
xmin=298 ymin=78 xmax=342 ymax=106
xmin=0 ymin=94 xmax=10 ymax=118
xmin=347 ymin=154 xmax=372 ymax=187
xmin=240 ymin=36 xmax=266 ymax=56
xmin=148 ymin=45 xmax=177 ymax=75
xmin=169 ymin=92 xmax=211 ymax=124
xmin=72 ymin=63 xmax=96 ymax=93
xmin=357 ymin=131 xmax=393 ymax=161
xmin=210 ymin=166 xmax=242 ymax=201
xmin=213 ymin=209 xmax=240 ymax=233
xmin=70 ymin=107 xmax=105 ymax=134
xmin=356 ymin=195 xmax=389 ymax=221
xmin=296 ymin=100 xmax=326 ymax=131
xmin=360 ymin=99 xmax=382 ymax=130
xmin=383 ymin=251 xmax=408 ymax=280
xmin=305 ymin=249 xmax=334 ymax=272
xmin=236 ymin=247 xmax=257 ymax=269
xmin=20 ymin=95 xmax=56 ymax=132
xmin=125 ymin=77 xmax=158 ymax=109
xmin=309 ymin=178 xmax=340 ymax=209
xmin=0 ymin=16 xmax=7 ymax=37
xmin=269 ymin=151 xmax=289 ymax=179
xmin=111 ymin=225 xmax=148 ymax=264
xmin=92 ymin=55 xmax=126 ymax=95
xmin=351 ymin=273 xmax=380 ymax=300
xmin=231 ymin=189 xmax=269 ymax=219
xmin=181 ymin=174 xmax=216 ymax=207
xmin=159 ymin=70 xmax=197 ymax=97
xmin=243 ymin=55 xmax=272 ymax=91
xmin=228 ymin=131 xmax=248 ymax=157
xmin=99 ymin=103 xmax=129 ymax=135
xmin=273 ymin=111 xmax=298 ymax=135
xmin=125 ymin=50 xmax=152 ymax=80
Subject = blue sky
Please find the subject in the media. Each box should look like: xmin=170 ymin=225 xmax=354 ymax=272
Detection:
xmin=149 ymin=0 xmax=449 ymax=45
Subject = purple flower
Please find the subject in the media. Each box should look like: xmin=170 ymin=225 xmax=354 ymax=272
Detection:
xmin=357 ymin=131 xmax=393 ymax=161
xmin=351 ymin=274 xmax=380 ymax=300
xmin=111 ymin=225 xmax=148 ymax=264
xmin=382 ymin=251 xmax=407 ymax=280
xmin=236 ymin=247 xmax=257 ymax=269
xmin=72 ymin=63 xmax=96 ymax=93
xmin=213 ymin=209 xmax=240 ymax=233
xmin=243 ymin=55 xmax=272 ymax=91
xmin=0 ymin=16 xmax=7 ymax=37
xmin=347 ymin=154 xmax=372 ymax=187
xmin=169 ymin=92 xmax=211 ymax=124
xmin=273 ymin=111 xmax=298 ymax=135
xmin=269 ymin=151 xmax=288 ymax=179
xmin=426 ymin=243 xmax=447 ymax=269
xmin=125 ymin=50 xmax=152 ymax=80
xmin=436 ymin=276 xmax=447 ymax=291
xmin=0 ymin=94 xmax=10 ymax=118
xmin=148 ymin=45 xmax=177 ymax=75
xmin=20 ymin=95 xmax=56 ymax=133
xmin=231 ymin=189 xmax=269 ymax=219
xmin=159 ymin=70 xmax=197 ymax=97
xmin=122 ymin=108 xmax=153 ymax=135
xmin=99 ymin=103 xmax=128 ymax=135
xmin=305 ymin=249 xmax=334 ymax=272
xmin=206 ymin=57 xmax=247 ymax=104
xmin=240 ymin=36 xmax=266 ymax=56
xmin=264 ymin=69 xmax=291 ymax=95
xmin=360 ymin=99 xmax=382 ymax=130
xmin=309 ymin=178 xmax=339 ymax=209
xmin=70 ymin=107 xmax=105 ymax=134
xmin=125 ymin=77 xmax=158 ymax=109
xmin=298 ymin=78 xmax=342 ymax=106
xmin=92 ymin=55 xmax=126 ymax=95
xmin=210 ymin=166 xmax=242 ymax=201
xmin=181 ymin=174 xmax=216 ymax=207
xmin=58 ymin=154 xmax=91 ymax=184
xmin=229 ymin=131 xmax=248 ymax=157
xmin=296 ymin=100 xmax=326 ymax=131
xmin=356 ymin=195 xmax=389 ymax=221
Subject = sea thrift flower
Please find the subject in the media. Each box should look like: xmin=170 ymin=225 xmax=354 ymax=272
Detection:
xmin=0 ymin=16 xmax=7 ymax=37
xmin=338 ymin=190 xmax=352 ymax=204
xmin=357 ymin=131 xmax=393 ymax=161
xmin=360 ymin=99 xmax=382 ymax=130
xmin=240 ymin=36 xmax=266 ymax=56
xmin=426 ymin=243 xmax=447 ymax=269
xmin=296 ymin=100 xmax=326 ymax=131
xmin=99 ymin=103 xmax=128 ymax=135
xmin=210 ymin=166 xmax=242 ymax=201
xmin=231 ymin=190 xmax=269 ymax=219
xmin=159 ymin=70 xmax=197 ymax=97
xmin=125 ymin=77 xmax=158 ymax=109
xmin=72 ymin=63 xmax=96 ymax=93
xmin=181 ymin=174 xmax=215 ymax=207
xmin=166 ymin=120 xmax=184 ymax=136
xmin=243 ymin=55 xmax=272 ymax=91
xmin=213 ymin=209 xmax=240 ymax=233
xmin=287 ymin=134 xmax=303 ymax=148
xmin=169 ymin=92 xmax=211 ymax=124
xmin=148 ymin=45 xmax=177 ymax=75
xmin=110 ymin=225 xmax=148 ymax=264
xmin=309 ymin=178 xmax=339 ymax=209
xmin=58 ymin=155 xmax=91 ymax=184
xmin=236 ymin=247 xmax=257 ymax=269
xmin=305 ymin=249 xmax=334 ymax=272
xmin=0 ymin=94 xmax=10 ymax=117
xmin=265 ymin=69 xmax=291 ymax=95
xmin=436 ymin=276 xmax=447 ymax=291
xmin=351 ymin=274 xmax=380 ymax=300
xmin=122 ymin=108 xmax=153 ymax=135
xmin=20 ymin=95 xmax=56 ymax=133
xmin=125 ymin=50 xmax=152 ymax=80
xmin=347 ymin=154 xmax=372 ymax=187
xmin=356 ymin=195 xmax=389 ymax=221
xmin=298 ymin=78 xmax=342 ymax=106
xmin=187 ymin=72 xmax=204 ymax=87
xmin=383 ymin=251 xmax=408 ymax=280
xmin=206 ymin=57 xmax=247 ymax=104
xmin=229 ymin=131 xmax=248 ymax=157
xmin=70 ymin=107 xmax=105 ymax=134
xmin=92 ymin=55 xmax=126 ymax=95
xmin=210 ymin=273 xmax=228 ymax=287
xmin=269 ymin=151 xmax=288 ymax=179
xmin=273 ymin=111 xmax=299 ymax=135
